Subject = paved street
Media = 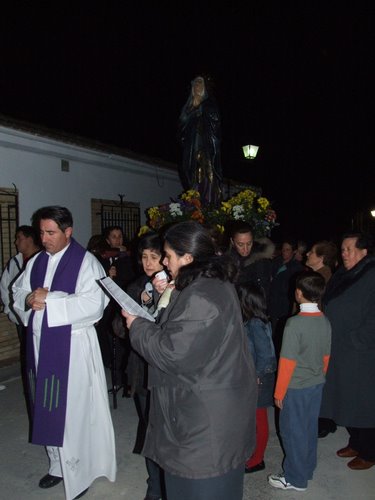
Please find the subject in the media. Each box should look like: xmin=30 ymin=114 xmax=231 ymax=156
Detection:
xmin=1 ymin=363 xmax=375 ymax=499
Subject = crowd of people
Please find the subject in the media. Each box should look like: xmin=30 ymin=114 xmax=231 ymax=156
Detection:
xmin=1 ymin=206 xmax=374 ymax=499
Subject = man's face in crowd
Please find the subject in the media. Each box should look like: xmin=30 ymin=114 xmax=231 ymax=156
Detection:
xmin=15 ymin=231 xmax=32 ymax=255
xmin=341 ymin=237 xmax=367 ymax=270
xmin=231 ymin=231 xmax=253 ymax=257
xmin=40 ymin=219 xmax=72 ymax=255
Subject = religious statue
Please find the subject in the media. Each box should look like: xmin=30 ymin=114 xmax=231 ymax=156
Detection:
xmin=178 ymin=75 xmax=223 ymax=206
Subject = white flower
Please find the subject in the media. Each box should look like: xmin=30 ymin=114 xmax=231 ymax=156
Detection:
xmin=169 ymin=202 xmax=183 ymax=217
xmin=232 ymin=205 xmax=245 ymax=220
xmin=232 ymin=205 xmax=244 ymax=214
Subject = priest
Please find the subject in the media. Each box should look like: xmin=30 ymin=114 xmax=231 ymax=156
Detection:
xmin=12 ymin=206 xmax=116 ymax=500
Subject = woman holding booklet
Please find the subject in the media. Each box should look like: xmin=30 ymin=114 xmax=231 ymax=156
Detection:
xmin=122 ymin=221 xmax=257 ymax=500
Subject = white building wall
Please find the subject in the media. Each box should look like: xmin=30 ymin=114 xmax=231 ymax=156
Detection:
xmin=0 ymin=126 xmax=182 ymax=246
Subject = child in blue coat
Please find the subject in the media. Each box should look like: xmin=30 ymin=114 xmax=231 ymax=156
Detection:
xmin=237 ymin=283 xmax=276 ymax=473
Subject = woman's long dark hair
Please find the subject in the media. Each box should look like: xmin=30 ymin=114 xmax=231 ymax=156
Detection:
xmin=164 ymin=221 xmax=237 ymax=290
xmin=236 ymin=282 xmax=269 ymax=323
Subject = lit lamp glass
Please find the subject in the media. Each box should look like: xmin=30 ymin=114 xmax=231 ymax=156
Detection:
xmin=242 ymin=144 xmax=259 ymax=160
xmin=371 ymin=209 xmax=375 ymax=218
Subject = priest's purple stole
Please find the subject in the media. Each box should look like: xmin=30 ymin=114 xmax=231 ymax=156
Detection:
xmin=26 ymin=238 xmax=86 ymax=447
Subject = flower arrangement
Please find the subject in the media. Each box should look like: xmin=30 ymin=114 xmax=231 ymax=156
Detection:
xmin=215 ymin=189 xmax=278 ymax=237
xmin=139 ymin=188 xmax=278 ymax=238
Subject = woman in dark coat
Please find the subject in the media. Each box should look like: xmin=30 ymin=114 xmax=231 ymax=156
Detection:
xmin=269 ymin=239 xmax=304 ymax=354
xmin=122 ymin=221 xmax=257 ymax=500
xmin=320 ymin=232 xmax=375 ymax=470
xmin=126 ymin=232 xmax=168 ymax=500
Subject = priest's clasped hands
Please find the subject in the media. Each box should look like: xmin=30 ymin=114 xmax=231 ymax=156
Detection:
xmin=26 ymin=287 xmax=49 ymax=311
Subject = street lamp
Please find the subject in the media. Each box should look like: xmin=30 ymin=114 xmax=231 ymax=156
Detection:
xmin=242 ymin=144 xmax=259 ymax=160
xmin=371 ymin=209 xmax=375 ymax=218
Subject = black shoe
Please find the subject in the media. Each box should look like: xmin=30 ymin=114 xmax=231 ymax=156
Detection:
xmin=318 ymin=425 xmax=337 ymax=438
xmin=318 ymin=418 xmax=337 ymax=438
xmin=74 ymin=487 xmax=89 ymax=499
xmin=318 ymin=428 xmax=330 ymax=438
xmin=39 ymin=473 xmax=63 ymax=489
xmin=245 ymin=460 xmax=265 ymax=473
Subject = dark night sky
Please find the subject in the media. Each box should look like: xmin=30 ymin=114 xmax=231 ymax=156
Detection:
xmin=1 ymin=3 xmax=373 ymax=244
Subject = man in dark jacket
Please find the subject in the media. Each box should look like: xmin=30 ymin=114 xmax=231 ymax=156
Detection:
xmin=320 ymin=232 xmax=375 ymax=470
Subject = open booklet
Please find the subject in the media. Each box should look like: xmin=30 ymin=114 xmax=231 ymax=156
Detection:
xmin=98 ymin=277 xmax=155 ymax=322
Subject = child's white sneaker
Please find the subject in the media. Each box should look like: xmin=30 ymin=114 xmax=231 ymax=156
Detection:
xmin=268 ymin=473 xmax=306 ymax=491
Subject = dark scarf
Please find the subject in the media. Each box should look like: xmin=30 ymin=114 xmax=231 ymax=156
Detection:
xmin=323 ymin=255 xmax=375 ymax=306
xmin=26 ymin=238 xmax=86 ymax=447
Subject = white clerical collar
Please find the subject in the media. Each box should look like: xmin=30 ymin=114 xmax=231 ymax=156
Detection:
xmin=47 ymin=242 xmax=71 ymax=259
xmin=299 ymin=302 xmax=320 ymax=313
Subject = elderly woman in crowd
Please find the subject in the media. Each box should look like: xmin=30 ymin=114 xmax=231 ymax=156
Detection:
xmin=320 ymin=232 xmax=375 ymax=470
xmin=122 ymin=221 xmax=257 ymax=500
xmin=305 ymin=240 xmax=338 ymax=438
xmin=305 ymin=240 xmax=337 ymax=283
